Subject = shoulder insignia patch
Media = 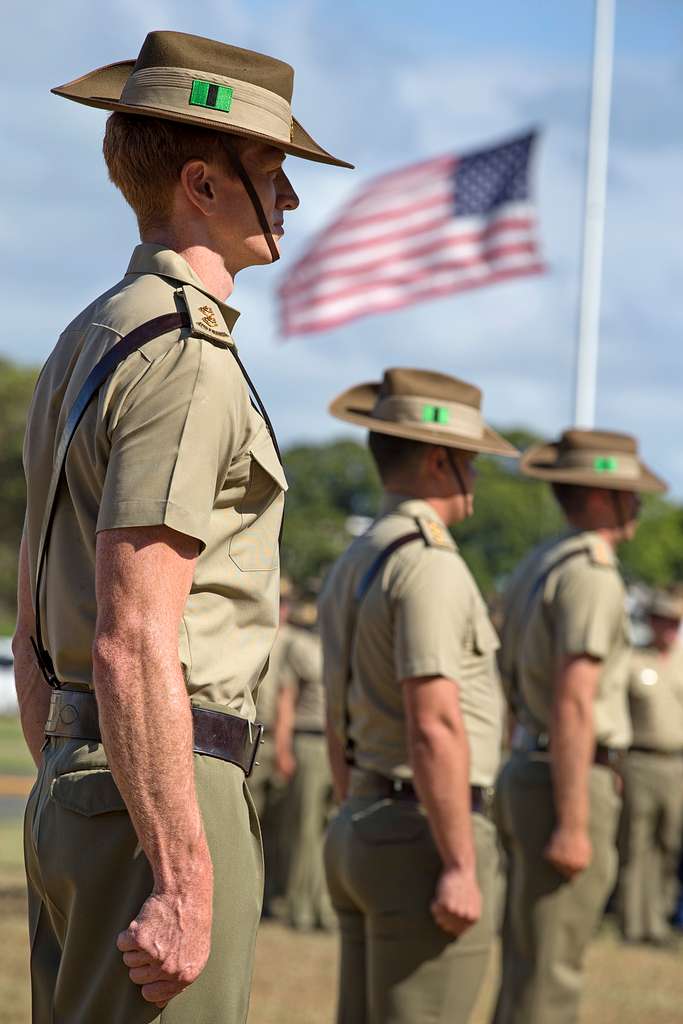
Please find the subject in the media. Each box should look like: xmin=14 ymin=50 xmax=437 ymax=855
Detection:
xmin=416 ymin=516 xmax=456 ymax=551
xmin=181 ymin=286 xmax=233 ymax=347
xmin=198 ymin=304 xmax=219 ymax=329
xmin=588 ymin=536 xmax=615 ymax=568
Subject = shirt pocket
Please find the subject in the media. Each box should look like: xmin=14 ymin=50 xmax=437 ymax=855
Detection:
xmin=229 ymin=439 xmax=288 ymax=572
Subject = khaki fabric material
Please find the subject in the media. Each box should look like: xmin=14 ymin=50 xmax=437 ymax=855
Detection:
xmin=628 ymin=646 xmax=683 ymax=751
xmin=247 ymin=734 xmax=290 ymax=911
xmin=520 ymin=428 xmax=666 ymax=494
xmin=281 ymin=627 xmax=326 ymax=732
xmin=493 ymin=753 xmax=621 ymax=1024
xmin=648 ymin=591 xmax=683 ymax=621
xmin=120 ymin=65 xmax=292 ymax=141
xmin=25 ymin=735 xmax=262 ymax=1024
xmin=52 ymin=31 xmax=353 ymax=170
xmin=255 ymin=624 xmax=298 ymax=729
xmin=329 ymin=368 xmax=518 ymax=458
xmin=23 ymin=244 xmax=286 ymax=716
xmin=500 ymin=530 xmax=632 ymax=748
xmin=617 ymin=749 xmax=683 ymax=941
xmin=285 ymin=734 xmax=334 ymax=929
xmin=319 ymin=494 xmax=503 ymax=786
xmin=251 ymin=626 xmax=299 ymax=910
xmin=325 ymin=800 xmax=497 ymax=1024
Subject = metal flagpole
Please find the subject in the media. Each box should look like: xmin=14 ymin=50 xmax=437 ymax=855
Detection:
xmin=574 ymin=0 xmax=616 ymax=428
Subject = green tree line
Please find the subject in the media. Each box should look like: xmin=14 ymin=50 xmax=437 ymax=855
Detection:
xmin=0 ymin=360 xmax=682 ymax=630
xmin=281 ymin=434 xmax=683 ymax=597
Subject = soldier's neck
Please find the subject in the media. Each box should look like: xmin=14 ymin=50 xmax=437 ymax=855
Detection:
xmin=567 ymin=519 xmax=620 ymax=550
xmin=142 ymin=229 xmax=236 ymax=301
xmin=383 ymin=488 xmax=460 ymax=527
xmin=177 ymin=245 xmax=235 ymax=301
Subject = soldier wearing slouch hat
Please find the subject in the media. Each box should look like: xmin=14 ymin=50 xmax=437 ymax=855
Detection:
xmin=320 ymin=367 xmax=518 ymax=1023
xmin=617 ymin=588 xmax=683 ymax=946
xmin=14 ymin=30 xmax=351 ymax=1023
xmin=493 ymin=428 xmax=667 ymax=1024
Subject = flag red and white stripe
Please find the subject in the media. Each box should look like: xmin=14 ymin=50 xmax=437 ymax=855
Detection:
xmin=279 ymin=133 xmax=544 ymax=337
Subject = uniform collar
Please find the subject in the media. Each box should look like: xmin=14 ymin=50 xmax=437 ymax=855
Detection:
xmin=378 ymin=493 xmax=446 ymax=526
xmin=125 ymin=243 xmax=240 ymax=332
xmin=379 ymin=493 xmax=457 ymax=551
xmin=575 ymin=528 xmax=618 ymax=568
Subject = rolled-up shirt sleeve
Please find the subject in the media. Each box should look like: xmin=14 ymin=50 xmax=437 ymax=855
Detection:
xmin=552 ymin=565 xmax=624 ymax=662
xmin=393 ymin=550 xmax=468 ymax=683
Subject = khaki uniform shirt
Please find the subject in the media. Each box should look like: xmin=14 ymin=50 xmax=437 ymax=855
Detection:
xmin=279 ymin=628 xmax=325 ymax=732
xmin=23 ymin=244 xmax=287 ymax=719
xmin=255 ymin=623 xmax=298 ymax=729
xmin=319 ymin=495 xmax=503 ymax=787
xmin=628 ymin=646 xmax=683 ymax=751
xmin=500 ymin=530 xmax=632 ymax=748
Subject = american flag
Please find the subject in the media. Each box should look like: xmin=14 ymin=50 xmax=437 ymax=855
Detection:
xmin=279 ymin=131 xmax=544 ymax=337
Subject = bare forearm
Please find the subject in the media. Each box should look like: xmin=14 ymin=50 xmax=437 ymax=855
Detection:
xmin=274 ymin=687 xmax=295 ymax=760
xmin=409 ymin=712 xmax=475 ymax=872
xmin=550 ymin=689 xmax=595 ymax=831
xmin=93 ymin=634 xmax=210 ymax=894
xmin=326 ymin=716 xmax=350 ymax=802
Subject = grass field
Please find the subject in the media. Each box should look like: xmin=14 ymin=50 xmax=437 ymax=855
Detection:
xmin=2 ymin=716 xmax=682 ymax=1023
xmin=0 ymin=715 xmax=35 ymax=776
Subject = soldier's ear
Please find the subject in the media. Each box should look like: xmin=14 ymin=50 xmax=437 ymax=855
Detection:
xmin=425 ymin=445 xmax=449 ymax=478
xmin=180 ymin=160 xmax=216 ymax=217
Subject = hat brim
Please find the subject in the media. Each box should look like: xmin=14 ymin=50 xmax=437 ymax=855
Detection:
xmin=330 ymin=381 xmax=519 ymax=459
xmin=51 ymin=60 xmax=353 ymax=169
xmin=520 ymin=442 xmax=667 ymax=494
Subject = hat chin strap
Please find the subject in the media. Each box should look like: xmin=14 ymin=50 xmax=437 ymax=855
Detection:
xmin=221 ymin=137 xmax=280 ymax=264
xmin=610 ymin=489 xmax=626 ymax=531
xmin=445 ymin=448 xmax=468 ymax=499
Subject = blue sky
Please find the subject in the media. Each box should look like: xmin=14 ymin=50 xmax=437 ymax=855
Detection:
xmin=3 ymin=1 xmax=683 ymax=492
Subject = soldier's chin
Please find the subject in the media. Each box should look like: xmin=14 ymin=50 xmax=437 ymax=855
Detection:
xmin=462 ymin=494 xmax=475 ymax=518
xmin=623 ymin=518 xmax=638 ymax=541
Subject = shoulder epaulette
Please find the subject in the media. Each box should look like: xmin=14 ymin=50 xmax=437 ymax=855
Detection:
xmin=587 ymin=535 xmax=616 ymax=568
xmin=181 ymin=285 xmax=233 ymax=347
xmin=415 ymin=515 xmax=456 ymax=551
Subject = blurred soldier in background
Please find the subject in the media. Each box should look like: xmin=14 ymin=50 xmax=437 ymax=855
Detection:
xmin=250 ymin=579 xmax=296 ymax=914
xmin=274 ymin=599 xmax=335 ymax=931
xmin=320 ymin=368 xmax=518 ymax=1024
xmin=617 ymin=589 xmax=683 ymax=946
xmin=494 ymin=429 xmax=667 ymax=1024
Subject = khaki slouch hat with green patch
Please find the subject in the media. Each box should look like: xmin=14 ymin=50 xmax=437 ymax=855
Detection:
xmin=521 ymin=428 xmax=667 ymax=494
xmin=648 ymin=588 xmax=683 ymax=621
xmin=52 ymin=29 xmax=353 ymax=169
xmin=330 ymin=367 xmax=519 ymax=458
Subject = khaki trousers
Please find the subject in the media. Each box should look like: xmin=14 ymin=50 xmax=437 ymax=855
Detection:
xmin=617 ymin=750 xmax=683 ymax=941
xmin=492 ymin=753 xmax=621 ymax=1024
xmin=285 ymin=733 xmax=334 ymax=929
xmin=324 ymin=796 xmax=497 ymax=1024
xmin=24 ymin=735 xmax=263 ymax=1024
xmin=248 ymin=733 xmax=290 ymax=909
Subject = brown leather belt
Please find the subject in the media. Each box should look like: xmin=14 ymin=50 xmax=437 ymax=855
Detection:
xmin=356 ymin=770 xmax=492 ymax=816
xmin=629 ymin=745 xmax=683 ymax=758
xmin=44 ymin=689 xmax=263 ymax=777
xmin=512 ymin=724 xmax=625 ymax=771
